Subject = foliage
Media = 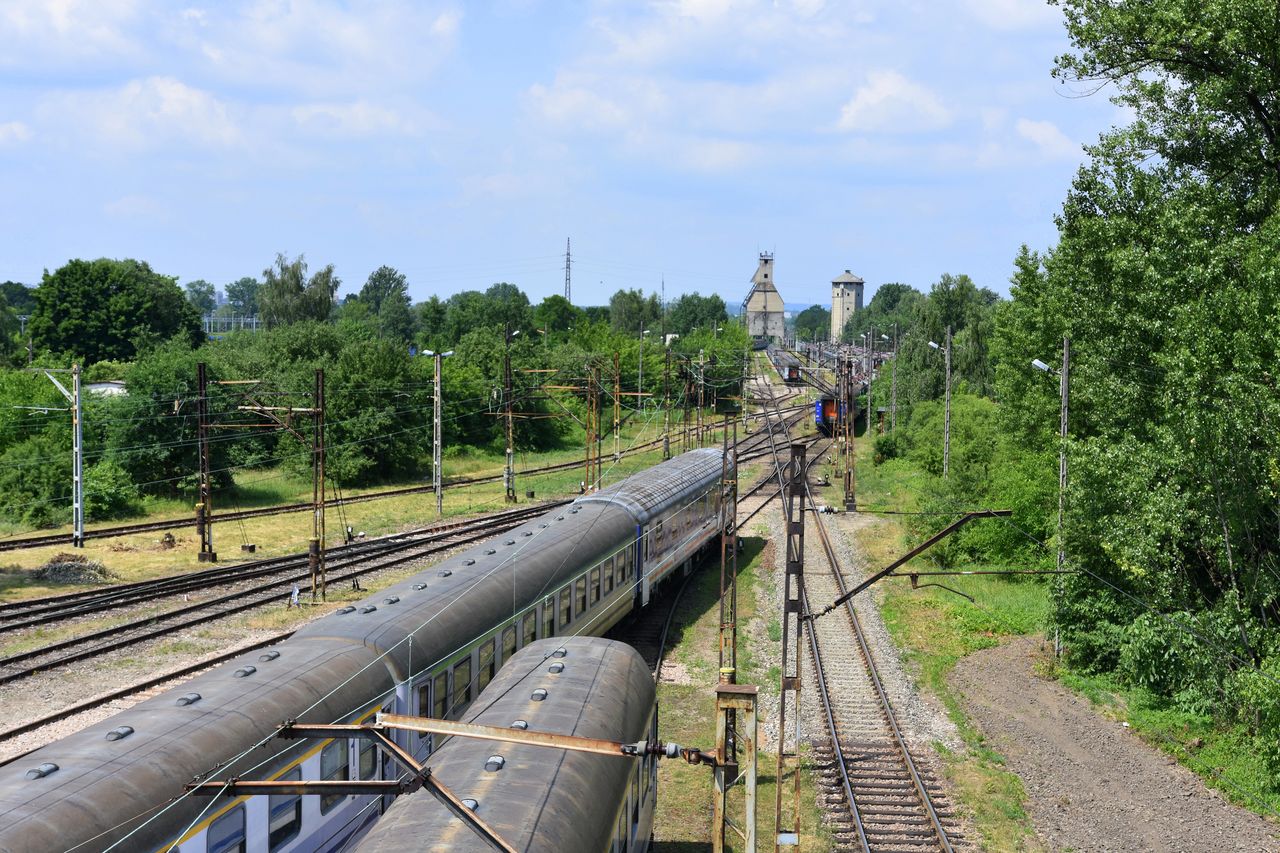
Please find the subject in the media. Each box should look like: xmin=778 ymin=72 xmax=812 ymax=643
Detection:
xmin=83 ymin=458 xmax=142 ymax=519
xmin=259 ymin=253 xmax=339 ymax=327
xmin=356 ymin=266 xmax=414 ymax=342
xmin=184 ymin=279 xmax=217 ymax=315
xmin=893 ymin=273 xmax=999 ymax=404
xmin=224 ymin=276 xmax=261 ymax=315
xmin=841 ymin=282 xmax=923 ymax=343
xmin=607 ymin=288 xmax=662 ymax=334
xmin=666 ymin=292 xmax=727 ymax=336
xmin=792 ymin=304 xmax=829 ymax=341
xmin=0 ymin=433 xmax=69 ymax=527
xmin=29 ymin=258 xmax=202 ymax=364
xmin=0 ymin=281 xmax=35 ymax=313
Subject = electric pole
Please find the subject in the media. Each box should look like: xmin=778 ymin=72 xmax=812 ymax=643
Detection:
xmin=663 ymin=347 xmax=671 ymax=460
xmin=564 ymin=238 xmax=572 ymax=302
xmin=613 ymin=350 xmax=621 ymax=462
xmin=196 ymin=362 xmax=215 ymax=562
xmin=944 ymin=325 xmax=951 ymax=478
xmin=504 ymin=325 xmax=517 ymax=503
xmin=890 ymin=323 xmax=898 ymax=432
xmin=427 ymin=351 xmax=452 ymax=517
xmin=310 ymin=368 xmax=326 ymax=601
xmin=1058 ymin=337 xmax=1070 ymax=572
xmin=843 ymin=350 xmax=856 ymax=511
xmin=866 ymin=324 xmax=874 ymax=435
xmin=34 ymin=366 xmax=85 ymax=547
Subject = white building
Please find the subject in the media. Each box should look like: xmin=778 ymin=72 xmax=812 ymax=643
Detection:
xmin=830 ymin=269 xmax=865 ymax=341
xmin=743 ymin=253 xmax=785 ymax=341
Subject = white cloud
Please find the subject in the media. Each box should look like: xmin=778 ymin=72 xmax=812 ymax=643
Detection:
xmin=0 ymin=0 xmax=141 ymax=65
xmin=837 ymin=70 xmax=952 ymax=133
xmin=961 ymin=0 xmax=1060 ymax=31
xmin=103 ymin=194 xmax=167 ymax=219
xmin=291 ymin=102 xmax=420 ymax=137
xmin=39 ymin=77 xmax=240 ymax=150
xmin=1015 ymin=117 xmax=1078 ymax=159
xmin=0 ymin=121 xmax=32 ymax=144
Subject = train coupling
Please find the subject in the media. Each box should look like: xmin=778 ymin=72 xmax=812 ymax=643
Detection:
xmin=623 ymin=740 xmax=720 ymax=767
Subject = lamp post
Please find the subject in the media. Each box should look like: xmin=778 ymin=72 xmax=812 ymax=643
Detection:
xmin=928 ymin=326 xmax=952 ymax=478
xmin=881 ymin=331 xmax=894 ymax=432
xmin=1033 ymin=338 xmax=1070 ymax=573
xmin=423 ymin=349 xmax=454 ymax=517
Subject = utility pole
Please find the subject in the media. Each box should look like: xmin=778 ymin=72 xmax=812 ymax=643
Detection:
xmin=866 ymin=324 xmax=875 ymax=436
xmin=564 ymin=237 xmax=572 ymax=302
xmin=890 ymin=323 xmax=898 ymax=433
xmin=944 ymin=325 xmax=951 ymax=478
xmin=697 ymin=350 xmax=705 ymax=448
xmin=773 ymin=442 xmax=806 ymax=850
xmin=196 ymin=362 xmax=216 ymax=562
xmin=843 ymin=352 xmax=856 ymax=511
xmin=33 ymin=366 xmax=85 ymax=547
xmin=1057 ymin=337 xmax=1069 ymax=573
xmin=612 ymin=350 xmax=621 ymax=462
xmin=504 ymin=325 xmax=517 ymax=503
xmin=663 ymin=347 xmax=672 ymax=460
xmin=585 ymin=364 xmax=600 ymax=492
xmin=427 ymin=351 xmax=452 ymax=517
xmin=310 ymin=368 xmax=326 ymax=601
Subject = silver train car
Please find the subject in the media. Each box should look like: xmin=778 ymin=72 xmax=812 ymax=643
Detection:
xmin=355 ymin=637 xmax=656 ymax=853
xmin=0 ymin=449 xmax=730 ymax=853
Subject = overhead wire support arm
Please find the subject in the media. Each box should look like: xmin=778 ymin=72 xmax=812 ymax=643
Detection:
xmin=807 ymin=509 xmax=1013 ymax=621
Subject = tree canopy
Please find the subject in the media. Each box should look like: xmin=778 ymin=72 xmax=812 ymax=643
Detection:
xmin=29 ymin=258 xmax=202 ymax=363
xmin=259 ymin=253 xmax=339 ymax=328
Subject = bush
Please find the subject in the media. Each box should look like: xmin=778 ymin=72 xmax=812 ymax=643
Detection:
xmin=84 ymin=458 xmax=142 ymax=520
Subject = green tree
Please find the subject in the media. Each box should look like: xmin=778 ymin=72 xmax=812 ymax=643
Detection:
xmin=358 ymin=266 xmax=414 ymax=342
xmin=0 ymin=282 xmax=35 ymax=313
xmin=29 ymin=258 xmax=202 ymax=363
xmin=608 ymin=288 xmax=660 ymax=334
xmin=259 ymin=254 xmax=339 ymax=328
xmin=792 ymin=305 xmax=830 ymax=341
xmin=184 ymin=279 xmax=217 ymax=315
xmin=666 ymin=292 xmax=728 ymax=335
xmin=225 ymin=276 xmax=261 ymax=315
xmin=533 ymin=294 xmax=583 ymax=340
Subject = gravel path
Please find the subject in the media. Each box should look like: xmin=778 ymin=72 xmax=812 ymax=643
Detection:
xmin=950 ymin=636 xmax=1280 ymax=852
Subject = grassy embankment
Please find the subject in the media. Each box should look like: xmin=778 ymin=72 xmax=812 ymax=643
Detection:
xmin=652 ymin=526 xmax=832 ymax=852
xmin=819 ymin=439 xmax=1049 ymax=852
xmin=0 ymin=413 xmax=745 ymax=599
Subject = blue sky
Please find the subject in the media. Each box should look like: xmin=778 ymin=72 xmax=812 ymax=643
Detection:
xmin=0 ymin=0 xmax=1120 ymax=309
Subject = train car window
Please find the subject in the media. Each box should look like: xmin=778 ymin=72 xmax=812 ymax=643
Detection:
xmin=417 ymin=683 xmax=431 ymax=743
xmin=207 ymin=805 xmax=245 ymax=853
xmin=614 ymin=553 xmax=626 ymax=588
xmin=433 ymin=671 xmax=448 ymax=719
xmin=267 ymin=769 xmax=301 ymax=851
xmin=589 ymin=568 xmax=601 ymax=605
xmin=502 ymin=626 xmax=517 ymax=663
xmin=320 ymin=740 xmax=349 ymax=814
xmin=543 ymin=597 xmax=555 ymax=638
xmin=558 ymin=589 xmax=571 ymax=629
xmin=452 ymin=657 xmax=472 ymax=711
xmin=523 ymin=612 xmax=537 ymax=646
xmin=614 ymin=808 xmax=626 ymax=853
xmin=656 ymin=519 xmax=664 ymax=544
xmin=575 ymin=576 xmax=587 ymax=615
xmin=603 ymin=562 xmax=614 ymax=594
xmin=359 ymin=737 xmax=377 ymax=780
xmin=631 ymin=771 xmax=640 ymax=835
xmin=478 ymin=640 xmax=496 ymax=692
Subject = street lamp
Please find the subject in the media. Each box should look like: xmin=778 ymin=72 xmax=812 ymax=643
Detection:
xmin=928 ymin=327 xmax=952 ymax=478
xmin=1033 ymin=338 xmax=1070 ymax=655
xmin=423 ymin=349 xmax=454 ymax=517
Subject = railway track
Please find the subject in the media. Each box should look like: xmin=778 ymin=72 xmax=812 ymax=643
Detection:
xmin=0 ymin=404 xmax=812 ymax=554
xmin=753 ymin=368 xmax=963 ymax=853
xmin=0 ymin=504 xmax=558 ymax=688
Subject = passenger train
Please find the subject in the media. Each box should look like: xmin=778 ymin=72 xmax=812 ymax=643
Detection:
xmin=354 ymin=636 xmax=657 ymax=853
xmin=769 ymin=347 xmax=803 ymax=386
xmin=0 ymin=449 xmax=730 ymax=853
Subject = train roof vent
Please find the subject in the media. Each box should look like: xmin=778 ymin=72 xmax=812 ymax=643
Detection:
xmin=511 ymin=720 xmax=529 ymax=730
xmin=538 ymin=523 xmax=548 ymax=528
xmin=359 ymin=605 xmax=378 ymax=614
xmin=556 ymin=516 xmax=565 ymax=521
xmin=233 ymin=666 xmax=257 ymax=678
xmin=383 ymin=596 xmax=400 ymax=605
xmin=413 ymin=583 xmax=428 ymax=590
xmin=569 ymin=508 xmax=579 ymax=513
xmin=337 ymin=606 xmax=356 ymax=614
xmin=551 ymin=648 xmax=568 ymax=658
xmin=462 ymin=798 xmax=479 ymax=811
xmin=105 ymin=725 xmax=134 ymax=742
xmin=463 ymin=559 xmax=475 ymax=566
xmin=176 ymin=693 xmax=201 ymax=706
xmin=484 ymin=755 xmax=505 ymax=772
xmin=522 ymin=530 xmax=534 ymax=537
xmin=484 ymin=549 xmax=496 ymax=555
xmin=504 ymin=539 xmax=515 ymax=546
xmin=24 ymin=763 xmax=57 ymax=780
xmin=548 ymin=662 xmax=564 ymax=674
xmin=437 ymin=570 xmax=452 ymax=578
xmin=259 ymin=650 xmax=281 ymax=662
xmin=531 ymin=688 xmax=548 ymax=701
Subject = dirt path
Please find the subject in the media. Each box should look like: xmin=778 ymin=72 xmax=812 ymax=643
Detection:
xmin=950 ymin=636 xmax=1279 ymax=852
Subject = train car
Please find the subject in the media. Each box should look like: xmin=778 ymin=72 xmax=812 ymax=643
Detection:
xmin=0 ymin=450 xmax=729 ymax=853
xmin=769 ymin=348 xmax=803 ymax=386
xmin=815 ymin=395 xmax=838 ymax=435
xmin=353 ymin=637 xmax=656 ymax=853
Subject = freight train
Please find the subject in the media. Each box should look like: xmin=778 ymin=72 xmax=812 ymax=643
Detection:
xmin=0 ymin=450 xmax=730 ymax=853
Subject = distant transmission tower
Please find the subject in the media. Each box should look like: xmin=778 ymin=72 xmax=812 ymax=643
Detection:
xmin=564 ymin=237 xmax=572 ymax=303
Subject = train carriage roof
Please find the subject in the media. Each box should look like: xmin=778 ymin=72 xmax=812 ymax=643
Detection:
xmin=576 ymin=448 xmax=726 ymax=524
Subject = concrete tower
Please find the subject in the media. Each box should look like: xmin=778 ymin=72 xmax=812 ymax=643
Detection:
xmin=830 ymin=269 xmax=865 ymax=341
xmin=743 ymin=253 xmax=785 ymax=341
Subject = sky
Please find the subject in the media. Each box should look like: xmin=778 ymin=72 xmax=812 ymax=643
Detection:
xmin=0 ymin=0 xmax=1122 ymax=309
